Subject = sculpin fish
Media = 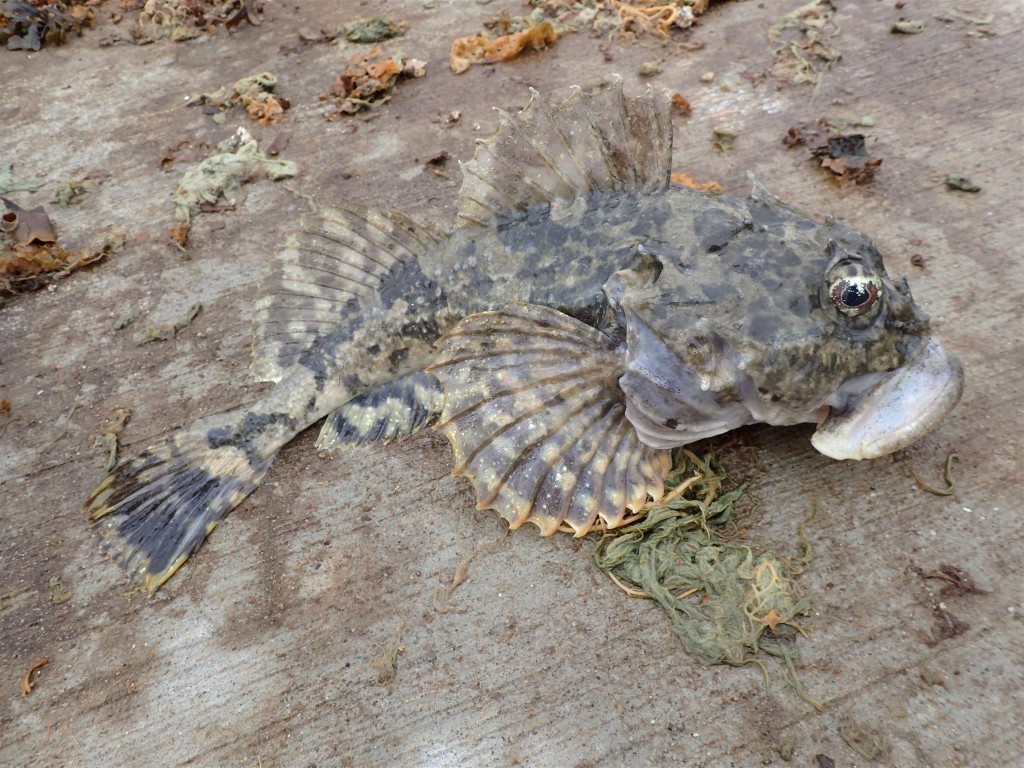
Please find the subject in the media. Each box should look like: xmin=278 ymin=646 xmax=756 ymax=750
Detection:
xmin=85 ymin=82 xmax=964 ymax=591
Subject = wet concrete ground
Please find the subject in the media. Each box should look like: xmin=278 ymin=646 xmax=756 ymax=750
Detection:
xmin=1 ymin=1 xmax=1021 ymax=766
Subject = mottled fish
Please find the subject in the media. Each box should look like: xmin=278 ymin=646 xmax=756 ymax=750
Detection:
xmin=85 ymin=82 xmax=964 ymax=591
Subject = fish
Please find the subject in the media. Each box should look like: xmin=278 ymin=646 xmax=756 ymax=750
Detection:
xmin=84 ymin=80 xmax=964 ymax=591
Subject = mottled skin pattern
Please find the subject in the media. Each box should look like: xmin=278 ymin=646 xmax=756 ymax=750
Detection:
xmin=84 ymin=82 xmax=945 ymax=591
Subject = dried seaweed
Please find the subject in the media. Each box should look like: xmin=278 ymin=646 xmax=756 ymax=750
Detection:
xmin=531 ymin=0 xmax=711 ymax=40
xmin=344 ymin=16 xmax=406 ymax=43
xmin=1 ymin=199 xmax=121 ymax=294
xmin=1 ymin=0 xmax=95 ymax=51
xmin=592 ymin=449 xmax=820 ymax=707
xmin=138 ymin=303 xmax=201 ymax=343
xmin=785 ymin=122 xmax=881 ymax=186
xmin=0 ymin=164 xmax=43 ymax=195
xmin=171 ymin=128 xmax=297 ymax=246
xmin=769 ymin=1 xmax=840 ymax=88
xmin=134 ymin=0 xmax=262 ymax=43
xmin=372 ymin=617 xmax=405 ymax=687
xmin=193 ymin=72 xmax=290 ymax=126
xmin=323 ymin=48 xmax=427 ymax=116
xmin=670 ymin=171 xmax=722 ymax=192
xmin=450 ymin=13 xmax=565 ymax=74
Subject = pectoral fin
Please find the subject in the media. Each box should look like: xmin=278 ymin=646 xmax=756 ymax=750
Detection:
xmin=429 ymin=304 xmax=670 ymax=535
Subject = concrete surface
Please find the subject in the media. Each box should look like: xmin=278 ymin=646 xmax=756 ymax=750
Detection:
xmin=1 ymin=1 xmax=1021 ymax=766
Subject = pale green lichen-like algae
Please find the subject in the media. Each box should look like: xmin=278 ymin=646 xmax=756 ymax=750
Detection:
xmin=592 ymin=449 xmax=821 ymax=708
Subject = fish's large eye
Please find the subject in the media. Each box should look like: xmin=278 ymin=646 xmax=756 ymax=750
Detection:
xmin=830 ymin=275 xmax=880 ymax=317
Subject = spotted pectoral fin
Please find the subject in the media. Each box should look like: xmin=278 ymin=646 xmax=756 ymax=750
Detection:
xmin=315 ymin=371 xmax=445 ymax=452
xmin=251 ymin=205 xmax=447 ymax=383
xmin=428 ymin=304 xmax=670 ymax=535
xmin=457 ymin=78 xmax=672 ymax=229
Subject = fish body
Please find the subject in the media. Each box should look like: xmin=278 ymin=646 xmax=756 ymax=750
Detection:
xmin=85 ymin=82 xmax=963 ymax=590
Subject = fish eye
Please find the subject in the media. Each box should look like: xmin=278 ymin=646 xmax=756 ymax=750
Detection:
xmin=830 ymin=275 xmax=880 ymax=317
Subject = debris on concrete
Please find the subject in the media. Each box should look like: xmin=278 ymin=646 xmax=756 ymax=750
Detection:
xmin=0 ymin=164 xmax=43 ymax=195
xmin=915 ymin=563 xmax=985 ymax=598
xmin=945 ymin=174 xmax=981 ymax=192
xmin=170 ymin=128 xmax=297 ymax=246
xmin=910 ymin=451 xmax=958 ymax=496
xmin=1 ymin=0 xmax=95 ymax=51
xmin=450 ymin=12 xmax=564 ymax=74
xmin=712 ymin=128 xmax=736 ymax=152
xmin=638 ymin=59 xmax=662 ymax=77
xmin=372 ymin=617 xmax=405 ymax=687
xmin=670 ymin=171 xmax=722 ymax=192
xmin=592 ymin=450 xmax=819 ymax=706
xmin=49 ymin=574 xmax=71 ymax=604
xmin=839 ymin=722 xmax=890 ymax=762
xmin=432 ymin=531 xmax=505 ymax=614
xmin=1 ymin=199 xmax=120 ymax=294
xmin=134 ymin=0 xmax=263 ymax=43
xmin=19 ymin=658 xmax=48 ymax=695
xmin=891 ymin=18 xmax=925 ymax=34
xmin=546 ymin=0 xmax=711 ymax=39
xmin=192 ymin=72 xmax=290 ymax=126
xmin=138 ymin=303 xmax=202 ymax=344
xmin=51 ymin=179 xmax=91 ymax=207
xmin=323 ymin=47 xmax=428 ymax=116
xmin=670 ymin=92 xmax=692 ymax=116
xmin=343 ymin=15 xmax=407 ymax=43
xmin=784 ymin=122 xmax=882 ymax=185
xmin=769 ymin=1 xmax=840 ymax=87
xmin=92 ymin=406 xmax=133 ymax=471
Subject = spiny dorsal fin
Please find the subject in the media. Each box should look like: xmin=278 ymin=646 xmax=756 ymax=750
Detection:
xmin=429 ymin=304 xmax=670 ymax=536
xmin=251 ymin=205 xmax=445 ymax=383
xmin=457 ymin=78 xmax=672 ymax=229
xmin=315 ymin=371 xmax=444 ymax=452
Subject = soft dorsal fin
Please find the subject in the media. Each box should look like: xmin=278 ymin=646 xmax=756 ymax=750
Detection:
xmin=457 ymin=78 xmax=672 ymax=229
xmin=251 ymin=205 xmax=445 ymax=383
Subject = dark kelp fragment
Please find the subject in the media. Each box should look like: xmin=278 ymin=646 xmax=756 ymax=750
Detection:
xmin=785 ymin=122 xmax=882 ymax=185
xmin=1 ymin=0 xmax=95 ymax=51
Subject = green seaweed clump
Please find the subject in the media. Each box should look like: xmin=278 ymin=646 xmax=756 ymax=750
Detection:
xmin=592 ymin=449 xmax=820 ymax=707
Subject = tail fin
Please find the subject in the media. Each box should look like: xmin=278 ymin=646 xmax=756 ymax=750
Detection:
xmin=84 ymin=406 xmax=279 ymax=592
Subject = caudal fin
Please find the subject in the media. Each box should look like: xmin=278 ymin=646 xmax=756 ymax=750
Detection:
xmin=84 ymin=407 xmax=279 ymax=592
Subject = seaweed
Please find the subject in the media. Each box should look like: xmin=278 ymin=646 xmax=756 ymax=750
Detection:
xmin=592 ymin=449 xmax=820 ymax=707
xmin=322 ymin=48 xmax=427 ymax=116
xmin=1 ymin=0 xmax=95 ymax=51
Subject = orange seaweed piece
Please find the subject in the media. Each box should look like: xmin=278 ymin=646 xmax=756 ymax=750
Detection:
xmin=450 ymin=21 xmax=561 ymax=74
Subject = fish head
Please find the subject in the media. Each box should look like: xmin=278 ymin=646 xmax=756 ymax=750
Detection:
xmin=607 ymin=187 xmax=963 ymax=459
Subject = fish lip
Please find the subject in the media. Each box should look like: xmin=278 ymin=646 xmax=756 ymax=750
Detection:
xmin=811 ymin=337 xmax=965 ymax=460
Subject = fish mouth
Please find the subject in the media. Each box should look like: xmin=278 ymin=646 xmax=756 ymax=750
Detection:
xmin=811 ymin=337 xmax=964 ymax=460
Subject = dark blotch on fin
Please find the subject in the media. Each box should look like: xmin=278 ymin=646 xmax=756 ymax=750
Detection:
xmin=315 ymin=371 xmax=445 ymax=452
xmin=430 ymin=304 xmax=671 ymax=535
xmin=84 ymin=407 xmax=277 ymax=592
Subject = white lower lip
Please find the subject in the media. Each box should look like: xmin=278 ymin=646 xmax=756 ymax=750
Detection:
xmin=811 ymin=337 xmax=965 ymax=460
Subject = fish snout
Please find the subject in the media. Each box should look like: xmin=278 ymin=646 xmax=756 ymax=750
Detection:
xmin=810 ymin=337 xmax=964 ymax=460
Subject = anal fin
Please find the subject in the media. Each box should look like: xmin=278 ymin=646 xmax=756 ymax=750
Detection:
xmin=315 ymin=371 xmax=445 ymax=452
xmin=429 ymin=304 xmax=670 ymax=536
